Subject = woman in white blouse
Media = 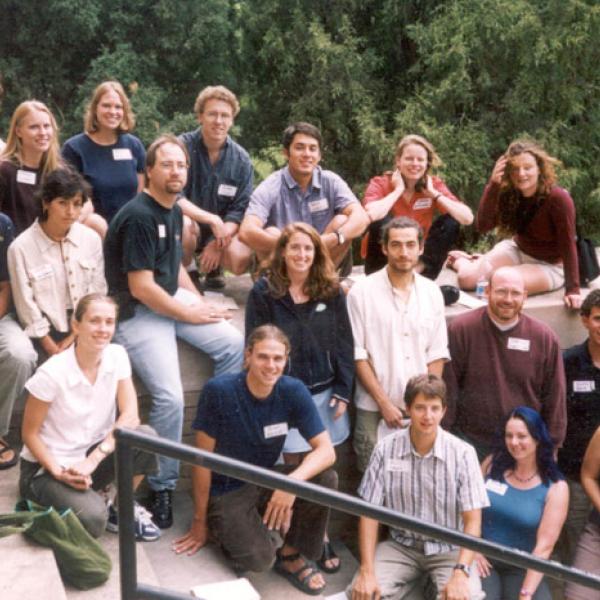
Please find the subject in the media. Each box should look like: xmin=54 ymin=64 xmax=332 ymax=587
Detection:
xmin=20 ymin=293 xmax=160 ymax=541
xmin=8 ymin=167 xmax=106 ymax=357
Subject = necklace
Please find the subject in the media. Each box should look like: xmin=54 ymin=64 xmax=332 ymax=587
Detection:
xmin=510 ymin=469 xmax=538 ymax=483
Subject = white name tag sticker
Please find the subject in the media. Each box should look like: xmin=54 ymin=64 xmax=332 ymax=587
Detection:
xmin=31 ymin=264 xmax=53 ymax=281
xmin=413 ymin=198 xmax=432 ymax=210
xmin=486 ymin=479 xmax=508 ymax=496
xmin=158 ymin=224 xmax=166 ymax=238
xmin=263 ymin=422 xmax=288 ymax=439
xmin=16 ymin=169 xmax=37 ymax=185
xmin=308 ymin=198 xmax=329 ymax=213
xmin=507 ymin=337 xmax=530 ymax=352
xmin=112 ymin=148 xmax=133 ymax=161
xmin=218 ymin=183 xmax=237 ymax=197
xmin=574 ymin=380 xmax=596 ymax=393
xmin=388 ymin=459 xmax=409 ymax=472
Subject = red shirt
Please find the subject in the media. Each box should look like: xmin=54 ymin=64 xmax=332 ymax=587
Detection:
xmin=361 ymin=174 xmax=460 ymax=257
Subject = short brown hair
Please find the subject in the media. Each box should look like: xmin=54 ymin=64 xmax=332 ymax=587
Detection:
xmin=282 ymin=122 xmax=322 ymax=151
xmin=381 ymin=216 xmax=423 ymax=246
xmin=144 ymin=134 xmax=189 ymax=186
xmin=194 ymin=85 xmax=240 ymax=117
xmin=84 ymin=81 xmax=136 ymax=134
xmin=581 ymin=289 xmax=600 ymax=317
xmin=404 ymin=374 xmax=447 ymax=407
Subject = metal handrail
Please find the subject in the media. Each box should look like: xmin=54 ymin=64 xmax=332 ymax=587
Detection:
xmin=115 ymin=427 xmax=600 ymax=599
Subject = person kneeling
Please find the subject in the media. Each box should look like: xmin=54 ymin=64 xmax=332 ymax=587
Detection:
xmin=349 ymin=374 xmax=488 ymax=600
xmin=20 ymin=293 xmax=160 ymax=541
xmin=173 ymin=325 xmax=337 ymax=597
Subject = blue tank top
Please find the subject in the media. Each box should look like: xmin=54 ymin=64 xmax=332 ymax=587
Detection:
xmin=482 ymin=476 xmax=550 ymax=553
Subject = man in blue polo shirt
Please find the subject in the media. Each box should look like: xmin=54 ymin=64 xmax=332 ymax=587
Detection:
xmin=178 ymin=85 xmax=254 ymax=289
xmin=172 ymin=324 xmax=337 ymax=597
xmin=239 ymin=122 xmax=369 ymax=272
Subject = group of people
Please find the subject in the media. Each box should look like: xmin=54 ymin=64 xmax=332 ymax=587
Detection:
xmin=0 ymin=80 xmax=598 ymax=599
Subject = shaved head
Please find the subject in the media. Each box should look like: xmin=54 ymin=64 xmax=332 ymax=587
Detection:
xmin=486 ymin=267 xmax=527 ymax=325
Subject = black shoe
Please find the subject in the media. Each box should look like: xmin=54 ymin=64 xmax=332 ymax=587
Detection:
xmin=188 ymin=270 xmax=205 ymax=293
xmin=204 ymin=268 xmax=226 ymax=290
xmin=147 ymin=489 xmax=173 ymax=529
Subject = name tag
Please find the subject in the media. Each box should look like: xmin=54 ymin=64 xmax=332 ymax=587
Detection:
xmin=158 ymin=224 xmax=166 ymax=238
xmin=16 ymin=169 xmax=37 ymax=185
xmin=574 ymin=380 xmax=596 ymax=393
xmin=31 ymin=265 xmax=53 ymax=281
xmin=218 ymin=183 xmax=237 ymax=197
xmin=388 ymin=459 xmax=410 ymax=472
xmin=112 ymin=148 xmax=133 ymax=161
xmin=486 ymin=479 xmax=508 ymax=496
xmin=263 ymin=422 xmax=288 ymax=439
xmin=308 ymin=198 xmax=329 ymax=213
xmin=413 ymin=198 xmax=432 ymax=210
xmin=507 ymin=337 xmax=530 ymax=352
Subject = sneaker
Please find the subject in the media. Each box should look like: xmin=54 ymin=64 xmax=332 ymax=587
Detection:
xmin=204 ymin=267 xmax=226 ymax=290
xmin=105 ymin=501 xmax=161 ymax=542
xmin=147 ymin=489 xmax=173 ymax=529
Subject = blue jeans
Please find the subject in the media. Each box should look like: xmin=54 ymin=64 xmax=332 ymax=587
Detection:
xmin=115 ymin=290 xmax=244 ymax=490
xmin=482 ymin=563 xmax=551 ymax=600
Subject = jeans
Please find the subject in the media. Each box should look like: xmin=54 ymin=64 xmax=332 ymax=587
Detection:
xmin=0 ymin=313 xmax=37 ymax=436
xmin=482 ymin=562 xmax=551 ymax=600
xmin=115 ymin=289 xmax=244 ymax=491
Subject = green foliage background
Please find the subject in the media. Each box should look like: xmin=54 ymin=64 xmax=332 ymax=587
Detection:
xmin=1 ymin=0 xmax=600 ymax=242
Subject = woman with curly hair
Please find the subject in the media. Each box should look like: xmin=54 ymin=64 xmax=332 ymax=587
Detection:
xmin=245 ymin=222 xmax=354 ymax=573
xmin=475 ymin=407 xmax=568 ymax=600
xmin=62 ymin=81 xmax=145 ymax=225
xmin=448 ymin=140 xmax=581 ymax=308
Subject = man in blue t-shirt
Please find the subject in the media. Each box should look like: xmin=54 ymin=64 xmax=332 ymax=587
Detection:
xmin=178 ymin=86 xmax=254 ymax=288
xmin=104 ymin=135 xmax=244 ymax=530
xmin=172 ymin=325 xmax=337 ymax=597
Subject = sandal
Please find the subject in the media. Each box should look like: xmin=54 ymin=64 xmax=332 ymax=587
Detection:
xmin=274 ymin=549 xmax=326 ymax=596
xmin=0 ymin=438 xmax=18 ymax=470
xmin=318 ymin=540 xmax=341 ymax=574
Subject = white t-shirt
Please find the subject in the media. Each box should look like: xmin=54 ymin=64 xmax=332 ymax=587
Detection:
xmin=22 ymin=343 xmax=131 ymax=467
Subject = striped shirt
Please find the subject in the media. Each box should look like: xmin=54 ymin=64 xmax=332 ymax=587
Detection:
xmin=358 ymin=426 xmax=489 ymax=555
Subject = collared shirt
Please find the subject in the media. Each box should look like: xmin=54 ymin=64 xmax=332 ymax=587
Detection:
xmin=347 ymin=267 xmax=449 ymax=412
xmin=559 ymin=340 xmax=600 ymax=479
xmin=180 ymin=131 xmax=253 ymax=227
xmin=8 ymin=220 xmax=107 ymax=337
xmin=359 ymin=426 xmax=489 ymax=555
xmin=21 ymin=343 xmax=131 ymax=467
xmin=245 ymin=165 xmax=358 ymax=233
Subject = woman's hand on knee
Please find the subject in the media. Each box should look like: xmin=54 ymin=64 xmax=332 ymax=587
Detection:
xmin=564 ymin=293 xmax=582 ymax=310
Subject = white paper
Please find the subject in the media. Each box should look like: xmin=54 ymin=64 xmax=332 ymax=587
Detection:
xmin=190 ymin=577 xmax=260 ymax=599
xmin=456 ymin=291 xmax=486 ymax=309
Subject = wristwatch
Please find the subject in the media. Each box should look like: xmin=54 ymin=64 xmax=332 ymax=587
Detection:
xmin=335 ymin=229 xmax=346 ymax=246
xmin=98 ymin=441 xmax=113 ymax=456
xmin=453 ymin=563 xmax=470 ymax=576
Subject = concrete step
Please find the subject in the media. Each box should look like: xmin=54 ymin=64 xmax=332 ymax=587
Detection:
xmin=141 ymin=490 xmax=357 ymax=599
xmin=0 ymin=463 xmax=160 ymax=600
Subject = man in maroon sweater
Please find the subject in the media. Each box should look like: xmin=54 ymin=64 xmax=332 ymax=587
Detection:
xmin=443 ymin=266 xmax=566 ymax=459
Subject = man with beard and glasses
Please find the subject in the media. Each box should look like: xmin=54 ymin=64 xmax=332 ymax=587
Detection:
xmin=443 ymin=266 xmax=566 ymax=459
xmin=347 ymin=216 xmax=449 ymax=471
xmin=104 ymin=135 xmax=244 ymax=530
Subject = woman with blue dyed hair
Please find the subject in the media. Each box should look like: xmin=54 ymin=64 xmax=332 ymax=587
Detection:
xmin=475 ymin=407 xmax=569 ymax=600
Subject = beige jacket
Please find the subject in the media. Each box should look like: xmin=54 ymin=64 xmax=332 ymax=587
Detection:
xmin=8 ymin=220 xmax=107 ymax=337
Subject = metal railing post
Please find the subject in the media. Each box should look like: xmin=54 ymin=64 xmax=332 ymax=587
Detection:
xmin=115 ymin=429 xmax=137 ymax=600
